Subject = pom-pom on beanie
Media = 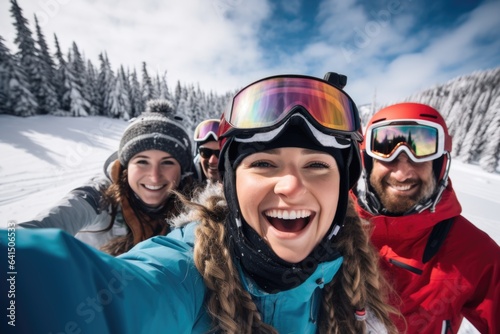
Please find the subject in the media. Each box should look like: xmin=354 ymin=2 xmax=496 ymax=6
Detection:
xmin=118 ymin=99 xmax=193 ymax=177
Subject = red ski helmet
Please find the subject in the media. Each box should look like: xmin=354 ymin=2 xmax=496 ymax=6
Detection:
xmin=361 ymin=102 xmax=452 ymax=182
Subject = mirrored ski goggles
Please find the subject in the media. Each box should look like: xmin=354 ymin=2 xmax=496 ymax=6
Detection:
xmin=365 ymin=119 xmax=446 ymax=162
xmin=224 ymin=76 xmax=360 ymax=137
xmin=194 ymin=119 xmax=220 ymax=142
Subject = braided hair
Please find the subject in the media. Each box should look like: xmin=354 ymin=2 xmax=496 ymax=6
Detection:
xmin=173 ymin=185 xmax=400 ymax=333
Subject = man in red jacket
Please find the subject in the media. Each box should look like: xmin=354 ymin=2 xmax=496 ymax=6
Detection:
xmin=352 ymin=102 xmax=499 ymax=333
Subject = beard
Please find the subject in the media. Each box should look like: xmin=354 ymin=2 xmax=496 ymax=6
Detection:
xmin=369 ymin=172 xmax=436 ymax=214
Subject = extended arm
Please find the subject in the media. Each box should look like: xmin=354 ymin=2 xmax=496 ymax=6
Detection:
xmin=18 ymin=176 xmax=110 ymax=235
xmin=462 ymin=237 xmax=500 ymax=334
xmin=0 ymin=228 xmax=207 ymax=333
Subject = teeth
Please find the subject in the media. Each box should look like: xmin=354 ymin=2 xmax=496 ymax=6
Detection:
xmin=265 ymin=209 xmax=311 ymax=220
xmin=392 ymin=184 xmax=412 ymax=191
xmin=144 ymin=185 xmax=163 ymax=190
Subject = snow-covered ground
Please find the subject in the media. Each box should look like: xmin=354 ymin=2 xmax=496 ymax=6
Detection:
xmin=1 ymin=114 xmax=498 ymax=333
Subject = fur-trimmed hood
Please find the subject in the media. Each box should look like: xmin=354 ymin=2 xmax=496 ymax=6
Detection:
xmin=170 ymin=181 xmax=225 ymax=228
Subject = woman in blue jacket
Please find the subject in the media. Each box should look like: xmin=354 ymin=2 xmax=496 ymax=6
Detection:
xmin=1 ymin=74 xmax=399 ymax=333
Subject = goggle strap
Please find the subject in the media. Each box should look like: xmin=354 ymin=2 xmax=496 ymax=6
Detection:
xmin=430 ymin=152 xmax=451 ymax=213
xmin=234 ymin=114 xmax=350 ymax=149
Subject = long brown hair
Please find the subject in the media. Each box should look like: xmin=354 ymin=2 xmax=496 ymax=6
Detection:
xmin=99 ymin=165 xmax=198 ymax=256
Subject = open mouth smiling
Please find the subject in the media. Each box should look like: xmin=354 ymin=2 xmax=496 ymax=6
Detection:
xmin=143 ymin=184 xmax=166 ymax=191
xmin=264 ymin=209 xmax=313 ymax=233
xmin=387 ymin=180 xmax=419 ymax=193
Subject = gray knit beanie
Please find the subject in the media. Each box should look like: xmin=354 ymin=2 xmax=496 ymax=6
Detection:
xmin=118 ymin=99 xmax=193 ymax=177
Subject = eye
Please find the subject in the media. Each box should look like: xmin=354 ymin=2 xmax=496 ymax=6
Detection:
xmin=249 ymin=160 xmax=275 ymax=168
xmin=135 ymin=159 xmax=149 ymax=165
xmin=161 ymin=159 xmax=176 ymax=166
xmin=306 ymin=161 xmax=330 ymax=169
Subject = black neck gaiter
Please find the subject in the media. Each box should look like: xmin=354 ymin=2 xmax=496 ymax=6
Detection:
xmin=226 ymin=212 xmax=342 ymax=293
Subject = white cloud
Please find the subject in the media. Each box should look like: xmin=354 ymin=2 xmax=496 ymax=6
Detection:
xmin=314 ymin=0 xmax=500 ymax=105
xmin=279 ymin=0 xmax=301 ymax=16
xmin=1 ymin=0 xmax=499 ymax=106
xmin=425 ymin=0 xmax=500 ymax=68
xmin=1 ymin=0 xmax=273 ymax=93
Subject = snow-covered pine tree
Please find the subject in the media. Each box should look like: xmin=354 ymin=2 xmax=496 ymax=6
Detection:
xmin=53 ymin=37 xmax=88 ymax=116
xmin=9 ymin=0 xmax=39 ymax=115
xmin=183 ymin=85 xmax=198 ymax=129
xmin=436 ymin=89 xmax=454 ymax=120
xmin=459 ymin=89 xmax=485 ymax=163
xmin=204 ymin=91 xmax=216 ymax=120
xmin=479 ymin=94 xmax=500 ymax=172
xmin=175 ymin=82 xmax=190 ymax=120
xmin=97 ymin=53 xmax=115 ymax=117
xmin=120 ymin=68 xmax=135 ymax=120
xmin=0 ymin=35 xmax=38 ymax=116
xmin=84 ymin=60 xmax=100 ymax=116
xmin=52 ymin=35 xmax=66 ymax=107
xmin=469 ymin=89 xmax=492 ymax=161
xmin=107 ymin=66 xmax=131 ymax=120
xmin=156 ymin=71 xmax=171 ymax=101
xmin=119 ymin=66 xmax=132 ymax=106
xmin=33 ymin=15 xmax=60 ymax=114
xmin=141 ymin=62 xmax=154 ymax=103
xmin=174 ymin=80 xmax=182 ymax=110
xmin=207 ymin=91 xmax=220 ymax=118
xmin=153 ymin=73 xmax=161 ymax=100
xmin=129 ymin=69 xmax=144 ymax=117
xmin=69 ymin=42 xmax=91 ymax=115
xmin=0 ymin=36 xmax=11 ymax=113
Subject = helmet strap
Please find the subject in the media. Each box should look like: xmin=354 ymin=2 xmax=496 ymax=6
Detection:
xmin=429 ymin=151 xmax=451 ymax=212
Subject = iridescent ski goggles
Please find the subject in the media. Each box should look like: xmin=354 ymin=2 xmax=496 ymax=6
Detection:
xmin=222 ymin=75 xmax=362 ymax=140
xmin=364 ymin=119 xmax=446 ymax=162
xmin=194 ymin=119 xmax=220 ymax=142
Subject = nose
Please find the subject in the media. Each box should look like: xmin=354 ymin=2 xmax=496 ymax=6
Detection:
xmin=391 ymin=153 xmax=416 ymax=180
xmin=149 ymin=164 xmax=162 ymax=183
xmin=208 ymin=153 xmax=218 ymax=164
xmin=274 ymin=168 xmax=306 ymax=198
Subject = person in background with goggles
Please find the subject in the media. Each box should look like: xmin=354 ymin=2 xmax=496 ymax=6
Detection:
xmin=352 ymin=102 xmax=500 ymax=333
xmin=0 ymin=74 xmax=400 ymax=333
xmin=193 ymin=119 xmax=221 ymax=183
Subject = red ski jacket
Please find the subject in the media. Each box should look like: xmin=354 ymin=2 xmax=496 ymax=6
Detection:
xmin=352 ymin=183 xmax=500 ymax=333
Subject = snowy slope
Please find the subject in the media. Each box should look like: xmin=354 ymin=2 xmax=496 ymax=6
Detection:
xmin=0 ymin=115 xmax=127 ymax=223
xmin=1 ymin=114 xmax=498 ymax=333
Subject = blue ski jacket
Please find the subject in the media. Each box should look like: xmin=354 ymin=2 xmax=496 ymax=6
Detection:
xmin=1 ymin=222 xmax=347 ymax=333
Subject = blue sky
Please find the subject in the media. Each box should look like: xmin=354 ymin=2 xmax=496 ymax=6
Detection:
xmin=1 ymin=0 xmax=499 ymax=106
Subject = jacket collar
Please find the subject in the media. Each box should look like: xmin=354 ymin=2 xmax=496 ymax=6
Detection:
xmin=239 ymin=256 xmax=343 ymax=302
xmin=353 ymin=182 xmax=461 ymax=235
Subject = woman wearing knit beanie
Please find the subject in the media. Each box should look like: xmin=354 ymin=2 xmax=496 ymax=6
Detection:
xmin=19 ymin=99 xmax=197 ymax=256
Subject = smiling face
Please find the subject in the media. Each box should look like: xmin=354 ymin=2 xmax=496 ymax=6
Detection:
xmin=236 ymin=147 xmax=340 ymax=263
xmin=199 ymin=140 xmax=221 ymax=182
xmin=370 ymin=152 xmax=436 ymax=214
xmin=127 ymin=149 xmax=181 ymax=207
